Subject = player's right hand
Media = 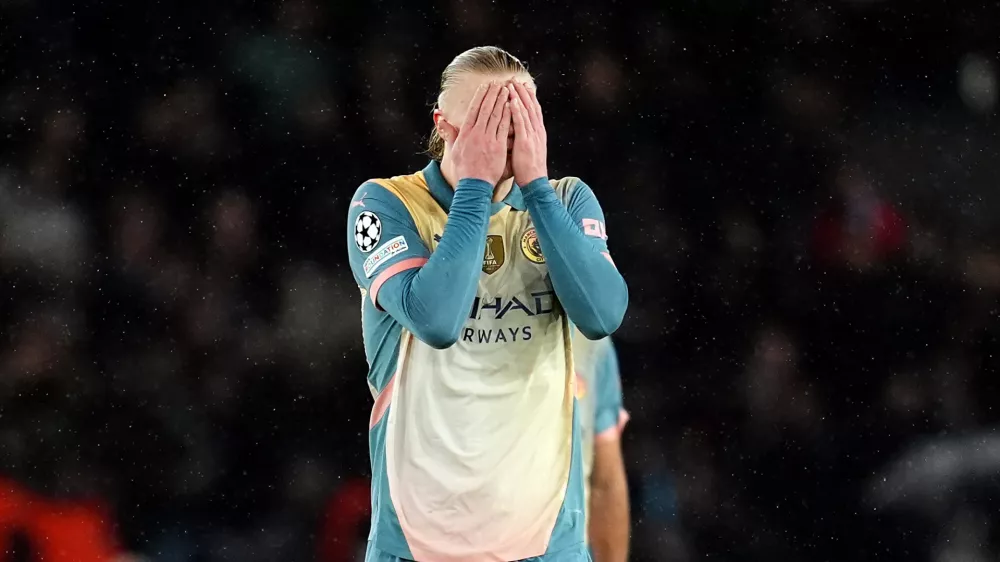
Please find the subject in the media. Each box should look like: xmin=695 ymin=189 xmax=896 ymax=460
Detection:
xmin=438 ymin=81 xmax=511 ymax=186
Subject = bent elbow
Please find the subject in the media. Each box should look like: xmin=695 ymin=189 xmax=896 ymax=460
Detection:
xmin=414 ymin=321 xmax=462 ymax=349
xmin=578 ymin=287 xmax=629 ymax=341
xmin=578 ymin=316 xmax=617 ymax=340
xmin=578 ymin=325 xmax=611 ymax=341
xmin=397 ymin=284 xmax=465 ymax=349
xmin=421 ymin=332 xmax=460 ymax=349
xmin=577 ymin=314 xmax=617 ymax=341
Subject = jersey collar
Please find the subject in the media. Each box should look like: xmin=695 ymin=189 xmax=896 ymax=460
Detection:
xmin=422 ymin=160 xmax=526 ymax=214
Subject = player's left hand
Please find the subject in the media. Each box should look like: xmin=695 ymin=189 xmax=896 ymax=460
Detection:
xmin=508 ymin=81 xmax=548 ymax=186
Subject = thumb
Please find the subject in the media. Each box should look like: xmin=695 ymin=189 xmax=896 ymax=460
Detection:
xmin=437 ymin=118 xmax=459 ymax=143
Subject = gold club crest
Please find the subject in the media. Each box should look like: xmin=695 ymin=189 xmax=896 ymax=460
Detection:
xmin=483 ymin=235 xmax=505 ymax=274
xmin=520 ymin=228 xmax=545 ymax=264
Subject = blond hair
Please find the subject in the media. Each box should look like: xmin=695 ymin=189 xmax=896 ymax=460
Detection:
xmin=426 ymin=46 xmax=530 ymax=160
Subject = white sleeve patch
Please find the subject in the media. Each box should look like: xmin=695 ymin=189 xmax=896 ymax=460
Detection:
xmin=354 ymin=211 xmax=382 ymax=253
xmin=582 ymin=218 xmax=608 ymax=240
xmin=363 ymin=235 xmax=409 ymax=278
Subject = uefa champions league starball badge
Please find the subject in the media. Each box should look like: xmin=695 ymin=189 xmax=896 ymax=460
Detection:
xmin=355 ymin=211 xmax=382 ymax=253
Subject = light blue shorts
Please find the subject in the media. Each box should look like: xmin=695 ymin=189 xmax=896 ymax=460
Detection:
xmin=365 ymin=541 xmax=592 ymax=562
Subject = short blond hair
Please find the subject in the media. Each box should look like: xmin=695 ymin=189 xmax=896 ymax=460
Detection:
xmin=426 ymin=46 xmax=531 ymax=160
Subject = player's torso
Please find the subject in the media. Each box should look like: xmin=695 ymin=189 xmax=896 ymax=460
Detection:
xmin=392 ymin=177 xmax=574 ymax=455
xmin=370 ymin=173 xmax=579 ymax=560
xmin=375 ymin=172 xmax=574 ymax=386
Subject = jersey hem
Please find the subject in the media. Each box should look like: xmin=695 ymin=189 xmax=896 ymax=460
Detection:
xmin=370 ymin=533 xmax=413 ymax=560
xmin=370 ymin=536 xmax=589 ymax=562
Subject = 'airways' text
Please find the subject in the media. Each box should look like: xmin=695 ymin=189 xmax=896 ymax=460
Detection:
xmin=462 ymin=326 xmax=532 ymax=343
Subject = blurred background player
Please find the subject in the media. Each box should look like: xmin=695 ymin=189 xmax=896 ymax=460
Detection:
xmin=0 ymin=476 xmax=134 ymax=562
xmin=345 ymin=47 xmax=628 ymax=561
xmin=574 ymin=333 xmax=630 ymax=562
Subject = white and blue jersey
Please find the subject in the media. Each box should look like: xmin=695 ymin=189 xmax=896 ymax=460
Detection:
xmin=346 ymin=161 xmax=628 ymax=562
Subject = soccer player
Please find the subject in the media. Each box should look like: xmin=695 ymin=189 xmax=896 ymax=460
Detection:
xmin=574 ymin=332 xmax=630 ymax=562
xmin=346 ymin=46 xmax=628 ymax=562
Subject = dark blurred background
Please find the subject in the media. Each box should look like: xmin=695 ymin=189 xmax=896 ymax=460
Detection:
xmin=2 ymin=0 xmax=1000 ymax=561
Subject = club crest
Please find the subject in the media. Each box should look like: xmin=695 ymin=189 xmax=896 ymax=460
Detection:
xmin=520 ymin=228 xmax=545 ymax=264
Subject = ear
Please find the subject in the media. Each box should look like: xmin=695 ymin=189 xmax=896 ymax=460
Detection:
xmin=434 ymin=109 xmax=458 ymax=142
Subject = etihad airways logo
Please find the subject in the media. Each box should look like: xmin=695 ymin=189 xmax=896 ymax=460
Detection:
xmin=468 ymin=290 xmax=557 ymax=320
xmin=460 ymin=290 xmax=560 ymax=344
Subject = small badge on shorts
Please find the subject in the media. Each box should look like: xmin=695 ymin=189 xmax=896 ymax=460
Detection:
xmin=483 ymin=235 xmax=505 ymax=274
xmin=520 ymin=228 xmax=545 ymax=264
xmin=354 ymin=211 xmax=382 ymax=253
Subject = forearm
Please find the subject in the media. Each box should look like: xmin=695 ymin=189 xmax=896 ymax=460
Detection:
xmin=520 ymin=178 xmax=628 ymax=339
xmin=589 ymin=481 xmax=631 ymax=562
xmin=376 ymin=179 xmax=492 ymax=348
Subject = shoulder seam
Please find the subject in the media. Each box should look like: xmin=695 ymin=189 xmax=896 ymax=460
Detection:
xmin=549 ymin=176 xmax=583 ymax=205
xmin=351 ymin=181 xmax=408 ymax=211
xmin=366 ymin=178 xmax=424 ymax=227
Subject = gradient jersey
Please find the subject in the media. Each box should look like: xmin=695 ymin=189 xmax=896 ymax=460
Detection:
xmin=572 ymin=332 xmax=628 ymax=532
xmin=347 ymin=162 xmax=600 ymax=562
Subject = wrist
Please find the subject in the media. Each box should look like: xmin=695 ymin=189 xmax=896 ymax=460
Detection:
xmin=518 ymin=176 xmax=552 ymax=196
xmin=456 ymin=177 xmax=496 ymax=194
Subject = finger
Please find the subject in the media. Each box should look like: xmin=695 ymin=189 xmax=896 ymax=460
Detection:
xmin=526 ymin=85 xmax=544 ymax=128
xmin=461 ymin=83 xmax=490 ymax=133
xmin=475 ymin=82 xmax=504 ymax=132
xmin=486 ymin=83 xmax=508 ymax=134
xmin=496 ymin=101 xmax=511 ymax=140
xmin=510 ymin=82 xmax=535 ymax=133
xmin=510 ymin=95 xmax=529 ymax=139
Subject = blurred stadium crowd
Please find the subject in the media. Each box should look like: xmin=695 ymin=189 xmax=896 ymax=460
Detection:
xmin=2 ymin=0 xmax=1000 ymax=561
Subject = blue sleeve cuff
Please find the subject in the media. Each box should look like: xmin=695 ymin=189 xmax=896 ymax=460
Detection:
xmin=519 ymin=177 xmax=552 ymax=198
xmin=457 ymin=177 xmax=495 ymax=193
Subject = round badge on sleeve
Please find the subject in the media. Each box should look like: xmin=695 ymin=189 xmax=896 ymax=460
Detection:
xmin=354 ymin=211 xmax=382 ymax=253
xmin=520 ymin=228 xmax=545 ymax=264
